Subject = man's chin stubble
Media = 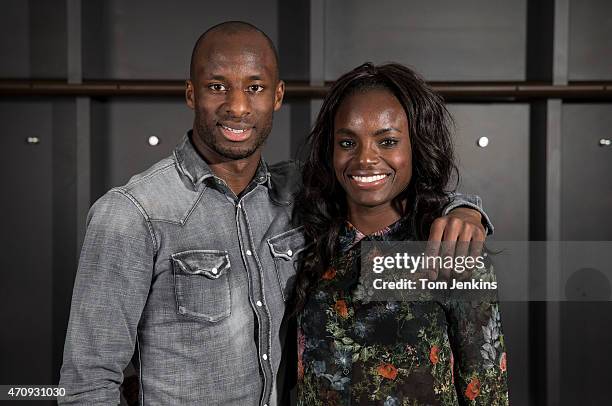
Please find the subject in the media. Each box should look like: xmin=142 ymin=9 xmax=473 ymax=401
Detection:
xmin=195 ymin=119 xmax=271 ymax=160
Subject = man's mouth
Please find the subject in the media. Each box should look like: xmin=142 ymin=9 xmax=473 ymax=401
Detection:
xmin=218 ymin=123 xmax=253 ymax=141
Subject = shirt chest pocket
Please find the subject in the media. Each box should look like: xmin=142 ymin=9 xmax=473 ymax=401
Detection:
xmin=267 ymin=226 xmax=308 ymax=302
xmin=171 ymin=250 xmax=231 ymax=322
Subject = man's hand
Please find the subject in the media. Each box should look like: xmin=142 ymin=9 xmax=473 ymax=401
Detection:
xmin=426 ymin=207 xmax=487 ymax=280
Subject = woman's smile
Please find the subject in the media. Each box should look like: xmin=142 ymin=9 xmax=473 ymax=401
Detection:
xmin=348 ymin=172 xmax=391 ymax=188
xmin=333 ymin=89 xmax=412 ymax=214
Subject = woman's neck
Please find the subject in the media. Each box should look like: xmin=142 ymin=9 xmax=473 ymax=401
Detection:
xmin=346 ymin=203 xmax=402 ymax=235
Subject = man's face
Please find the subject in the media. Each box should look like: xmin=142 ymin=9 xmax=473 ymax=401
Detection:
xmin=186 ymin=32 xmax=284 ymax=161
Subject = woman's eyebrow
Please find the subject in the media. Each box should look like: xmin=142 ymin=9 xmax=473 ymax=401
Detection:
xmin=373 ymin=127 xmax=402 ymax=136
xmin=335 ymin=128 xmax=357 ymax=136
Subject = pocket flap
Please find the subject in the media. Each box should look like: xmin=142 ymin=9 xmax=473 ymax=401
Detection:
xmin=267 ymin=226 xmax=308 ymax=261
xmin=171 ymin=250 xmax=230 ymax=279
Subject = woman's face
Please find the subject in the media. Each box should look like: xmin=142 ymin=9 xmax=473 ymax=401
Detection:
xmin=333 ymin=88 xmax=412 ymax=215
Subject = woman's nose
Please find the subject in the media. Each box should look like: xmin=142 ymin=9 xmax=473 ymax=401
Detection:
xmin=357 ymin=144 xmax=379 ymax=166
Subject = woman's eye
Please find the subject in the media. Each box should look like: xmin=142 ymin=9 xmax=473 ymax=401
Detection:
xmin=248 ymin=84 xmax=264 ymax=93
xmin=380 ymin=138 xmax=399 ymax=147
xmin=208 ymin=83 xmax=226 ymax=92
xmin=338 ymin=140 xmax=355 ymax=149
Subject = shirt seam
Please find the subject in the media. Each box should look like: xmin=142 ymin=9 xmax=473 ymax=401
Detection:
xmin=122 ymin=161 xmax=176 ymax=190
xmin=110 ymin=188 xmax=159 ymax=253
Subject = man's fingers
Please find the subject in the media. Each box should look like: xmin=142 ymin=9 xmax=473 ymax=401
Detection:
xmin=426 ymin=218 xmax=446 ymax=279
xmin=469 ymin=239 xmax=485 ymax=260
xmin=438 ymin=218 xmax=461 ymax=280
xmin=455 ymin=228 xmax=472 ymax=257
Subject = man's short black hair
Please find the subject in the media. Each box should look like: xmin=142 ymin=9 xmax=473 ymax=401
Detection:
xmin=189 ymin=21 xmax=280 ymax=81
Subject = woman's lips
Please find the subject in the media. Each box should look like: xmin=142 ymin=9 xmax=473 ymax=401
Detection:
xmin=348 ymin=173 xmax=391 ymax=188
xmin=218 ymin=123 xmax=253 ymax=142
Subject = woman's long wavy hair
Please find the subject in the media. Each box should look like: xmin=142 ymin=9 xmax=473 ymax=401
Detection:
xmin=293 ymin=62 xmax=458 ymax=312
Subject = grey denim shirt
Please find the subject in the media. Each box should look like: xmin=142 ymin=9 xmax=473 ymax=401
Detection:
xmin=59 ymin=132 xmax=492 ymax=405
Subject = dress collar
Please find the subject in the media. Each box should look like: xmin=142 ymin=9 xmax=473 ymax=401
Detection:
xmin=338 ymin=217 xmax=410 ymax=252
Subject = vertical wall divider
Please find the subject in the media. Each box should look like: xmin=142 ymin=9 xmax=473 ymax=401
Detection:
xmin=309 ymin=0 xmax=325 ymax=127
xmin=278 ymin=0 xmax=311 ymax=159
xmin=76 ymin=96 xmax=90 ymax=249
xmin=545 ymin=1 xmax=568 ymax=405
xmin=545 ymin=99 xmax=562 ymax=406
xmin=66 ymin=0 xmax=90 ymax=248
xmin=52 ymin=0 xmax=90 ymax=382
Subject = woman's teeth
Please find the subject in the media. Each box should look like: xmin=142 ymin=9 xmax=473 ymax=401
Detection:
xmin=351 ymin=174 xmax=388 ymax=183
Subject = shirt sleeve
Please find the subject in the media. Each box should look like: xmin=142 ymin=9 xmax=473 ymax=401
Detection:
xmin=58 ymin=189 xmax=156 ymax=405
xmin=442 ymin=192 xmax=495 ymax=236
xmin=444 ymin=293 xmax=509 ymax=405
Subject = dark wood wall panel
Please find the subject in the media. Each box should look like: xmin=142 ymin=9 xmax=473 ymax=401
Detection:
xmin=561 ymin=104 xmax=612 ymax=240
xmin=560 ymin=104 xmax=612 ymax=405
xmin=82 ymin=0 xmax=278 ymax=80
xmin=568 ymin=0 xmax=612 ymax=80
xmin=0 ymin=0 xmax=67 ymax=79
xmin=0 ymin=100 xmax=54 ymax=387
xmin=324 ymin=0 xmax=526 ymax=81
xmin=449 ymin=104 xmax=530 ymax=240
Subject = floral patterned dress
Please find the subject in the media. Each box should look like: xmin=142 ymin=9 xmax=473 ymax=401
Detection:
xmin=297 ymin=219 xmax=509 ymax=405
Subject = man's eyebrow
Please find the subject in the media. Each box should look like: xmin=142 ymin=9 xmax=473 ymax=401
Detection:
xmin=204 ymin=74 xmax=265 ymax=81
xmin=373 ymin=127 xmax=402 ymax=136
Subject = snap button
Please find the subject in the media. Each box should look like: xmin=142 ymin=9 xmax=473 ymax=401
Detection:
xmin=287 ymin=249 xmax=293 ymax=257
xmin=211 ymin=267 xmax=218 ymax=275
xmin=256 ymin=301 xmax=263 ymax=307
xmin=246 ymin=250 xmax=252 ymax=256
xmin=262 ymin=353 xmax=268 ymax=360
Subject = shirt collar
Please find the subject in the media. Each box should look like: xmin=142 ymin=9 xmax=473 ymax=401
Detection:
xmin=173 ymin=130 xmax=272 ymax=189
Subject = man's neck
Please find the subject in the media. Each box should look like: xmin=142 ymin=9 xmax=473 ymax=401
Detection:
xmin=192 ymin=133 xmax=261 ymax=196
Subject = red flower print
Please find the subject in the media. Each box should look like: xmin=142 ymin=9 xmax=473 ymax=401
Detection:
xmin=377 ymin=363 xmax=398 ymax=380
xmin=465 ymin=377 xmax=481 ymax=400
xmin=500 ymin=352 xmax=507 ymax=372
xmin=450 ymin=351 xmax=455 ymax=383
xmin=334 ymin=300 xmax=349 ymax=318
xmin=322 ymin=267 xmax=337 ymax=280
xmin=429 ymin=345 xmax=440 ymax=364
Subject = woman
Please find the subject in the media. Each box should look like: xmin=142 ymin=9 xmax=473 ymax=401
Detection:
xmin=294 ymin=63 xmax=508 ymax=405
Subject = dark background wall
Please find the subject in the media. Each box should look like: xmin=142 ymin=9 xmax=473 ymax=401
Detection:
xmin=0 ymin=1 xmax=611 ymax=405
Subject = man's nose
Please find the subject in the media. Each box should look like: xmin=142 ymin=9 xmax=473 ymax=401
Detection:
xmin=225 ymin=88 xmax=250 ymax=118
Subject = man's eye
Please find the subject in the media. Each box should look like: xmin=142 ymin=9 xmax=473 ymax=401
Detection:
xmin=247 ymin=84 xmax=264 ymax=93
xmin=208 ymin=84 xmax=226 ymax=92
xmin=380 ymin=138 xmax=399 ymax=147
xmin=338 ymin=140 xmax=355 ymax=149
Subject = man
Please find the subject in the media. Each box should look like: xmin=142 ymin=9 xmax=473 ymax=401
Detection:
xmin=59 ymin=21 xmax=491 ymax=405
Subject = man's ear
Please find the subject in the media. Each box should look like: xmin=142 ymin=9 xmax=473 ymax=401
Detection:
xmin=185 ymin=80 xmax=195 ymax=110
xmin=274 ymin=80 xmax=285 ymax=111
